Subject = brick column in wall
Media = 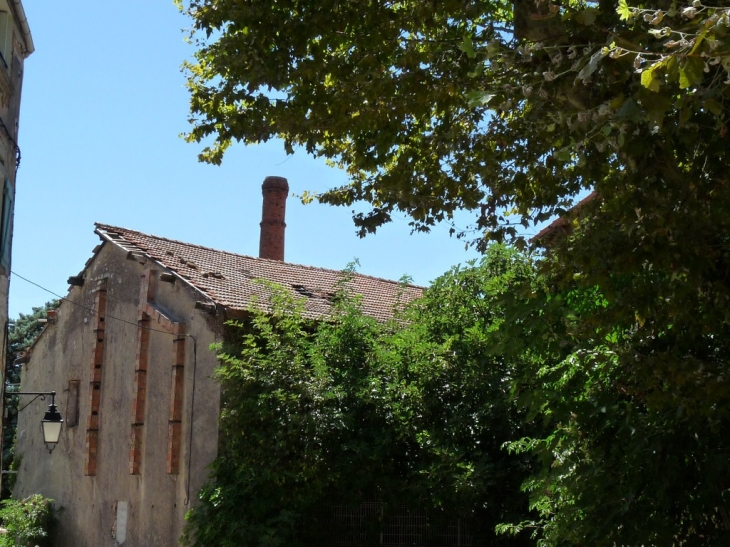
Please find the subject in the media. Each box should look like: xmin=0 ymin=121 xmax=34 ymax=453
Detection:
xmin=166 ymin=324 xmax=186 ymax=474
xmin=129 ymin=312 xmax=150 ymax=475
xmin=131 ymin=270 xmax=187 ymax=475
xmin=85 ymin=279 xmax=108 ymax=476
xmin=129 ymin=271 xmax=156 ymax=475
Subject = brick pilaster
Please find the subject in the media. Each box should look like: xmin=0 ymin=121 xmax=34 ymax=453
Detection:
xmin=129 ymin=271 xmax=156 ymax=475
xmin=85 ymin=279 xmax=108 ymax=476
xmin=129 ymin=312 xmax=150 ymax=475
xmin=166 ymin=324 xmax=186 ymax=474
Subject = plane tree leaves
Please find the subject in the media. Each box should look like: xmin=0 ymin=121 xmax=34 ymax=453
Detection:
xmin=678 ymin=56 xmax=705 ymax=89
xmin=499 ymin=224 xmax=730 ymax=545
xmin=179 ymin=0 xmax=730 ymax=248
xmin=178 ymin=1 xmax=730 ymax=545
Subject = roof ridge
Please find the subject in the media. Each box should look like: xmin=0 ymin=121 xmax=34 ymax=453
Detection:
xmin=94 ymin=222 xmax=424 ymax=289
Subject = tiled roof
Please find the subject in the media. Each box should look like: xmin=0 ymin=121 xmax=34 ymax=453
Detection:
xmin=531 ymin=191 xmax=598 ymax=243
xmin=94 ymin=224 xmax=423 ymax=322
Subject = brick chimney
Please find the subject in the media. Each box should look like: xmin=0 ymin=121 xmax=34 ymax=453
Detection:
xmin=259 ymin=176 xmax=289 ymax=261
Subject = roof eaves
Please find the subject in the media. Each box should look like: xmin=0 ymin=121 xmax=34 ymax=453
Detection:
xmin=9 ymin=0 xmax=33 ymax=56
xmin=94 ymin=224 xmax=221 ymax=310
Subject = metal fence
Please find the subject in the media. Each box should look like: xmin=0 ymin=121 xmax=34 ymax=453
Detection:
xmin=304 ymin=497 xmax=475 ymax=547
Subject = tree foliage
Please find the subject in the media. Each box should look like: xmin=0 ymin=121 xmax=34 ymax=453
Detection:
xmin=493 ymin=212 xmax=730 ymax=545
xmin=178 ymin=1 xmax=730 ymax=544
xmin=183 ymin=250 xmax=535 ymax=547
xmin=0 ymin=494 xmax=55 ymax=547
xmin=178 ymin=0 xmax=730 ymax=247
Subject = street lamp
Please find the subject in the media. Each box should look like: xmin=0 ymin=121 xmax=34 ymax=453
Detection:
xmin=5 ymin=391 xmax=63 ymax=453
xmin=40 ymin=396 xmax=63 ymax=449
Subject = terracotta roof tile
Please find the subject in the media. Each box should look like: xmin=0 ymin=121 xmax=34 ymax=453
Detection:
xmin=531 ymin=192 xmax=598 ymax=243
xmin=94 ymin=224 xmax=423 ymax=322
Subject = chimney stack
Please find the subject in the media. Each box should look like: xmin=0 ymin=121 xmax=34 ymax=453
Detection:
xmin=259 ymin=176 xmax=289 ymax=261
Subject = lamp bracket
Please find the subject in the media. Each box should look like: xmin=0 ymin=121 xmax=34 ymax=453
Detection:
xmin=5 ymin=391 xmax=56 ymax=412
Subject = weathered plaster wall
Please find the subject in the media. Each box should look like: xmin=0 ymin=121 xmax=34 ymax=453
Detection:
xmin=14 ymin=242 xmax=222 ymax=547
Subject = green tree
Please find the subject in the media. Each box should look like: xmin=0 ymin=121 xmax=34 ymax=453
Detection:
xmin=5 ymin=301 xmax=60 ymax=385
xmin=0 ymin=494 xmax=55 ymax=547
xmin=497 ymin=231 xmax=730 ymax=546
xmin=177 ymin=0 xmax=730 ymax=246
xmin=183 ymin=251 xmax=535 ymax=547
xmin=381 ymin=245 xmax=537 ymax=532
xmin=178 ymin=1 xmax=730 ymax=544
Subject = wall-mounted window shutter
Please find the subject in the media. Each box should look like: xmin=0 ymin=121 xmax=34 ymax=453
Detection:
xmin=0 ymin=178 xmax=13 ymax=271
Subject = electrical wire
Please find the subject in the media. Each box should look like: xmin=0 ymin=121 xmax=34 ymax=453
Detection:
xmin=11 ymin=269 xmax=202 ymax=506
xmin=11 ymin=270 xmax=182 ymax=336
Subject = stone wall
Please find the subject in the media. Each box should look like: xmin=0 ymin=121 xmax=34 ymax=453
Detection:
xmin=14 ymin=242 xmax=222 ymax=547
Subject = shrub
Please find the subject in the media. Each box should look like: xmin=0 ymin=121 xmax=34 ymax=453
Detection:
xmin=0 ymin=494 xmax=55 ymax=547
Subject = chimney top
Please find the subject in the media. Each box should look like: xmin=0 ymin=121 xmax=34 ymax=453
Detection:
xmin=262 ymin=176 xmax=289 ymax=192
xmin=259 ymin=176 xmax=289 ymax=261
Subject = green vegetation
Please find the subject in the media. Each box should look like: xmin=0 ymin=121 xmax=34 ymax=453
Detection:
xmin=183 ymin=249 xmax=535 ymax=547
xmin=178 ymin=0 xmax=730 ymax=544
xmin=498 ymin=262 xmax=730 ymax=545
xmin=0 ymin=494 xmax=55 ymax=547
xmin=178 ymin=0 xmax=730 ymax=249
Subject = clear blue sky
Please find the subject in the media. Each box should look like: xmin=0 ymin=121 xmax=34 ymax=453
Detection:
xmin=10 ymin=1 xmax=486 ymax=317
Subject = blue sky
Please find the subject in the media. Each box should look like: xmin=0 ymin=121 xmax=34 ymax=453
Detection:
xmin=9 ymin=1 xmax=487 ymax=317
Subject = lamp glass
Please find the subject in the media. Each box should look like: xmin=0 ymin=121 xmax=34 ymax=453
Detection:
xmin=41 ymin=420 xmax=62 ymax=444
xmin=41 ymin=404 xmax=63 ymax=445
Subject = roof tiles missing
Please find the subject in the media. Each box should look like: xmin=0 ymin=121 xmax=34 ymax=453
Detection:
xmin=94 ymin=223 xmax=423 ymax=321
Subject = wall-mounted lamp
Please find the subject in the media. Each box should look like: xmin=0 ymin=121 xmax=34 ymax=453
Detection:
xmin=4 ymin=391 xmax=63 ymax=453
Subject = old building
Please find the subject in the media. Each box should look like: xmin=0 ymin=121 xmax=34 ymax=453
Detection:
xmin=0 ymin=0 xmax=33 ymax=463
xmin=13 ymin=177 xmax=422 ymax=547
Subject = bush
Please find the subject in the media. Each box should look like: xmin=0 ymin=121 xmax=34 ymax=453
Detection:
xmin=0 ymin=494 xmax=55 ymax=547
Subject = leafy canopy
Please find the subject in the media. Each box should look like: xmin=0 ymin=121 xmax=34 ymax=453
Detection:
xmin=179 ymin=0 xmax=730 ymax=249
xmin=499 ymin=267 xmax=730 ymax=546
xmin=178 ymin=1 xmax=730 ymax=545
